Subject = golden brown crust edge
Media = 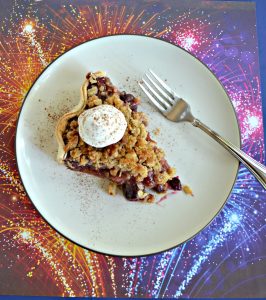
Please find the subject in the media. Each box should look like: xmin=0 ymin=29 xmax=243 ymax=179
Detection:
xmin=55 ymin=80 xmax=88 ymax=163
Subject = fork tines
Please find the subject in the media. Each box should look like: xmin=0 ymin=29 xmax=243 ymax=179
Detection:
xmin=139 ymin=69 xmax=177 ymax=112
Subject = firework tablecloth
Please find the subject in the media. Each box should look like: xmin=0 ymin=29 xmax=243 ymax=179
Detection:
xmin=0 ymin=0 xmax=265 ymax=298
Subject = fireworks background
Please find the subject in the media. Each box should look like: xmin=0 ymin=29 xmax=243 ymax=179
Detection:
xmin=0 ymin=0 xmax=265 ymax=297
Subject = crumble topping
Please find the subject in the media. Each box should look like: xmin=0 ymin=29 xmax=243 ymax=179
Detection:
xmin=183 ymin=185 xmax=193 ymax=196
xmin=59 ymin=71 xmax=181 ymax=201
xmin=64 ymin=92 xmax=175 ymax=183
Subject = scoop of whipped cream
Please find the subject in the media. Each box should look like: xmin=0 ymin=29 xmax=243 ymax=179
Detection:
xmin=78 ymin=104 xmax=127 ymax=148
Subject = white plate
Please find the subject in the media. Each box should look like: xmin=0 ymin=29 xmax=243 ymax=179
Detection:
xmin=16 ymin=35 xmax=240 ymax=256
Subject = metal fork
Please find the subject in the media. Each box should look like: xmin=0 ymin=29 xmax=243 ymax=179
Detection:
xmin=139 ymin=69 xmax=266 ymax=189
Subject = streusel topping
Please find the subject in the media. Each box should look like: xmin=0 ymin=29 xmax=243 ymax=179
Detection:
xmin=63 ymin=80 xmax=175 ymax=183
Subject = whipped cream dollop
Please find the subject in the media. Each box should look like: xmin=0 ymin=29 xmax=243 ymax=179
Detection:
xmin=78 ymin=105 xmax=127 ymax=148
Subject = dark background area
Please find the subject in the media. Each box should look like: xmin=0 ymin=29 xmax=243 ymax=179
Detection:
xmin=224 ymin=0 xmax=266 ymax=153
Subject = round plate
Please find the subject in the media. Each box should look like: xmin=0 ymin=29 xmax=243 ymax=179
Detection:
xmin=16 ymin=35 xmax=240 ymax=256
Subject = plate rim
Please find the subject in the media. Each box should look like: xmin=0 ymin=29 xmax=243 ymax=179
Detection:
xmin=15 ymin=34 xmax=241 ymax=257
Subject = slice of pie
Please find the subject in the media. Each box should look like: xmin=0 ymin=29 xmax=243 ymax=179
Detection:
xmin=56 ymin=71 xmax=182 ymax=202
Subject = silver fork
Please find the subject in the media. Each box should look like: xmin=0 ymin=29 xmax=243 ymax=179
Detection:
xmin=139 ymin=69 xmax=266 ymax=189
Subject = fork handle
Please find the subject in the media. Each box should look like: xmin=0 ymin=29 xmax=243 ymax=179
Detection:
xmin=192 ymin=119 xmax=266 ymax=189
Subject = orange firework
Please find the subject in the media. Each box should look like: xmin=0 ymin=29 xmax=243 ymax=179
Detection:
xmin=0 ymin=37 xmax=44 ymax=137
xmin=0 ymin=1 xmax=170 ymax=297
xmin=48 ymin=3 xmax=168 ymax=45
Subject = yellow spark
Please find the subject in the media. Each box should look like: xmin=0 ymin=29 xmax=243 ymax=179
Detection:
xmin=23 ymin=24 xmax=33 ymax=33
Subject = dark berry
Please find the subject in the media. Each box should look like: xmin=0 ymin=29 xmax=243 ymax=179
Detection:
xmin=124 ymin=94 xmax=134 ymax=103
xmin=100 ymin=95 xmax=107 ymax=101
xmin=97 ymin=77 xmax=106 ymax=85
xmin=120 ymin=92 xmax=139 ymax=111
xmin=130 ymin=103 xmax=138 ymax=112
xmin=168 ymin=176 xmax=182 ymax=190
xmin=120 ymin=91 xmax=126 ymax=100
xmin=154 ymin=184 xmax=168 ymax=193
xmin=122 ymin=178 xmax=139 ymax=201
xmin=120 ymin=92 xmax=134 ymax=103
xmin=143 ymin=171 xmax=155 ymax=187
